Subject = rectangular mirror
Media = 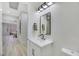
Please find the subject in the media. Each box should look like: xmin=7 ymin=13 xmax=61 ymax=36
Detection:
xmin=40 ymin=12 xmax=51 ymax=35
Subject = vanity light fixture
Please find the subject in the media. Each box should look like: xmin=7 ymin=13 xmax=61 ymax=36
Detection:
xmin=37 ymin=2 xmax=54 ymax=13
xmin=39 ymin=5 xmax=44 ymax=11
xmin=37 ymin=6 xmax=44 ymax=12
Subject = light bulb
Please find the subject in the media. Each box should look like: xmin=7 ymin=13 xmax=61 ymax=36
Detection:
xmin=47 ymin=2 xmax=53 ymax=6
xmin=37 ymin=11 xmax=40 ymax=13
xmin=42 ymin=5 xmax=48 ymax=9
xmin=40 ymin=8 xmax=43 ymax=11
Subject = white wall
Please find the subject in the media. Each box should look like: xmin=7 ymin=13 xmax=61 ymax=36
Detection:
xmin=3 ymin=15 xmax=17 ymax=24
xmin=2 ymin=2 xmax=19 ymax=17
xmin=2 ymin=2 xmax=19 ymax=24
xmin=52 ymin=2 xmax=79 ymax=56
xmin=30 ymin=2 xmax=79 ymax=56
xmin=0 ymin=2 xmax=2 ymax=55
xmin=27 ymin=2 xmax=43 ymax=38
xmin=17 ymin=3 xmax=29 ymax=48
xmin=18 ymin=12 xmax=28 ymax=46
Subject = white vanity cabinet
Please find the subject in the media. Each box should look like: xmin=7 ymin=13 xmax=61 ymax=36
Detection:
xmin=27 ymin=40 xmax=41 ymax=56
xmin=27 ymin=38 xmax=53 ymax=56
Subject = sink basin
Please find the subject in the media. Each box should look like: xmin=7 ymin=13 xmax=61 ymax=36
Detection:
xmin=62 ymin=48 xmax=79 ymax=56
xmin=28 ymin=37 xmax=53 ymax=47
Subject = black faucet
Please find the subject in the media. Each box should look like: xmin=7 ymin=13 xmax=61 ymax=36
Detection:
xmin=39 ymin=34 xmax=45 ymax=40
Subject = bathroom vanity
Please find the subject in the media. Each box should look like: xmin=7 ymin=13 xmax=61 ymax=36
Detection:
xmin=27 ymin=12 xmax=53 ymax=56
xmin=27 ymin=37 xmax=53 ymax=56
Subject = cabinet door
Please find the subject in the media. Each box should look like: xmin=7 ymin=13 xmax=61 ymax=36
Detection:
xmin=27 ymin=40 xmax=41 ymax=56
xmin=41 ymin=44 xmax=53 ymax=56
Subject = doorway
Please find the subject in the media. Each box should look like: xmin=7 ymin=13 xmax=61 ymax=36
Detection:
xmin=2 ymin=23 xmax=17 ymax=56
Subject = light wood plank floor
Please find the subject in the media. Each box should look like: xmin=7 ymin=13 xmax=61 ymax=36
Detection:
xmin=3 ymin=35 xmax=27 ymax=56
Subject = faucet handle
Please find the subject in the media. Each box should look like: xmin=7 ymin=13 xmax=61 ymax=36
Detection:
xmin=39 ymin=34 xmax=43 ymax=36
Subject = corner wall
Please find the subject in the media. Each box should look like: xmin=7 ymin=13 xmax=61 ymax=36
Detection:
xmin=52 ymin=2 xmax=79 ymax=56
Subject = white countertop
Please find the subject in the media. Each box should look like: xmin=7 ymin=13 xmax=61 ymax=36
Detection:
xmin=28 ymin=37 xmax=53 ymax=47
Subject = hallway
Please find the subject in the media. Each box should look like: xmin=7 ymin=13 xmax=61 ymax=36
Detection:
xmin=2 ymin=2 xmax=28 ymax=56
xmin=3 ymin=35 xmax=27 ymax=56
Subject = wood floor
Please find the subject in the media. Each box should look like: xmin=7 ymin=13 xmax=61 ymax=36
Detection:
xmin=3 ymin=35 xmax=27 ymax=56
